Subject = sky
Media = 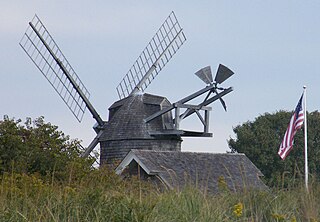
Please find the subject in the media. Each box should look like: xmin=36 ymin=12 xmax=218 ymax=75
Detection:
xmin=1 ymin=1 xmax=320 ymax=155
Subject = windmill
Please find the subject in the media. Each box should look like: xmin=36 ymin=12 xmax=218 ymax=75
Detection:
xmin=19 ymin=12 xmax=234 ymax=165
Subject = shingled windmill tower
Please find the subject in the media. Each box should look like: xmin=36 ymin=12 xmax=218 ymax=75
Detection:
xmin=19 ymin=12 xmax=234 ymax=166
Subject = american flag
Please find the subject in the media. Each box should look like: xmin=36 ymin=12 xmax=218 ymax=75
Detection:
xmin=278 ymin=94 xmax=304 ymax=160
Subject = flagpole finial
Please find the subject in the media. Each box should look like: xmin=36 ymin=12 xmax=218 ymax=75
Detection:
xmin=303 ymin=85 xmax=307 ymax=89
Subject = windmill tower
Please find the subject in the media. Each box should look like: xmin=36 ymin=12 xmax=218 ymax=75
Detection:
xmin=19 ymin=12 xmax=234 ymax=166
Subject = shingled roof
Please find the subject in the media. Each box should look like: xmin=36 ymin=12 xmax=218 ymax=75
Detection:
xmin=98 ymin=93 xmax=182 ymax=165
xmin=99 ymin=93 xmax=173 ymax=141
xmin=116 ymin=150 xmax=267 ymax=193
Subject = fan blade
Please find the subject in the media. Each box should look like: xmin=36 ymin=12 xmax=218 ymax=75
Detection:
xmin=213 ymin=88 xmax=227 ymax=111
xmin=214 ymin=64 xmax=234 ymax=84
xmin=195 ymin=66 xmax=213 ymax=84
xmin=219 ymin=97 xmax=227 ymax=111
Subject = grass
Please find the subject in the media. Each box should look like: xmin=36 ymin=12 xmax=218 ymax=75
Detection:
xmin=0 ymin=168 xmax=319 ymax=221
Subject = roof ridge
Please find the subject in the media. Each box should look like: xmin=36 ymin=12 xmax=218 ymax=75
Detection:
xmin=131 ymin=149 xmax=245 ymax=156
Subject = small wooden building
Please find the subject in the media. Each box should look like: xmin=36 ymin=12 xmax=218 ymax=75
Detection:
xmin=116 ymin=150 xmax=267 ymax=193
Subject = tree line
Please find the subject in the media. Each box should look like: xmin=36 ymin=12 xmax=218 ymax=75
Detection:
xmin=1 ymin=112 xmax=320 ymax=187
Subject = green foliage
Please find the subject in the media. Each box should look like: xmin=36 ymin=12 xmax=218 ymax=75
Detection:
xmin=0 ymin=116 xmax=94 ymax=180
xmin=228 ymin=111 xmax=320 ymax=187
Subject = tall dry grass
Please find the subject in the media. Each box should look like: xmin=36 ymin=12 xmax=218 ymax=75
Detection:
xmin=0 ymin=168 xmax=319 ymax=221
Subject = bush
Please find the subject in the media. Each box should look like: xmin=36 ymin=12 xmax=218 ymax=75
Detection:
xmin=0 ymin=116 xmax=94 ymax=181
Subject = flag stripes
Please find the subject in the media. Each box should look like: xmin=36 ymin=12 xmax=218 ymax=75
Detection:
xmin=278 ymin=94 xmax=304 ymax=160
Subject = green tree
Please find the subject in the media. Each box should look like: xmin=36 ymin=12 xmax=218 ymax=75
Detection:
xmin=0 ymin=116 xmax=94 ymax=180
xmin=228 ymin=111 xmax=320 ymax=187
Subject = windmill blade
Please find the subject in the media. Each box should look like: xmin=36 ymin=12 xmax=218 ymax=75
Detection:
xmin=116 ymin=11 xmax=186 ymax=99
xmin=20 ymin=15 xmax=103 ymax=126
xmin=81 ymin=130 xmax=104 ymax=157
xmin=219 ymin=97 xmax=227 ymax=111
xmin=78 ymin=143 xmax=100 ymax=165
xmin=212 ymin=88 xmax=227 ymax=111
xmin=214 ymin=64 xmax=234 ymax=84
xmin=195 ymin=66 xmax=213 ymax=84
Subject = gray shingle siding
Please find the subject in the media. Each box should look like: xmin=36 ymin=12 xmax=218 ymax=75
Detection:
xmin=99 ymin=93 xmax=181 ymax=164
xmin=100 ymin=139 xmax=182 ymax=165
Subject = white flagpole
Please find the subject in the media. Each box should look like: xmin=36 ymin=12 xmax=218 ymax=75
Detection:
xmin=303 ymin=85 xmax=308 ymax=191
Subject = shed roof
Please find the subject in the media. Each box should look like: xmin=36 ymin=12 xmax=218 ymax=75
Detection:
xmin=116 ymin=150 xmax=267 ymax=193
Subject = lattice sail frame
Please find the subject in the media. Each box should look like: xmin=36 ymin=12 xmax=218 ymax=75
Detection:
xmin=116 ymin=11 xmax=187 ymax=99
xmin=19 ymin=15 xmax=90 ymax=122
